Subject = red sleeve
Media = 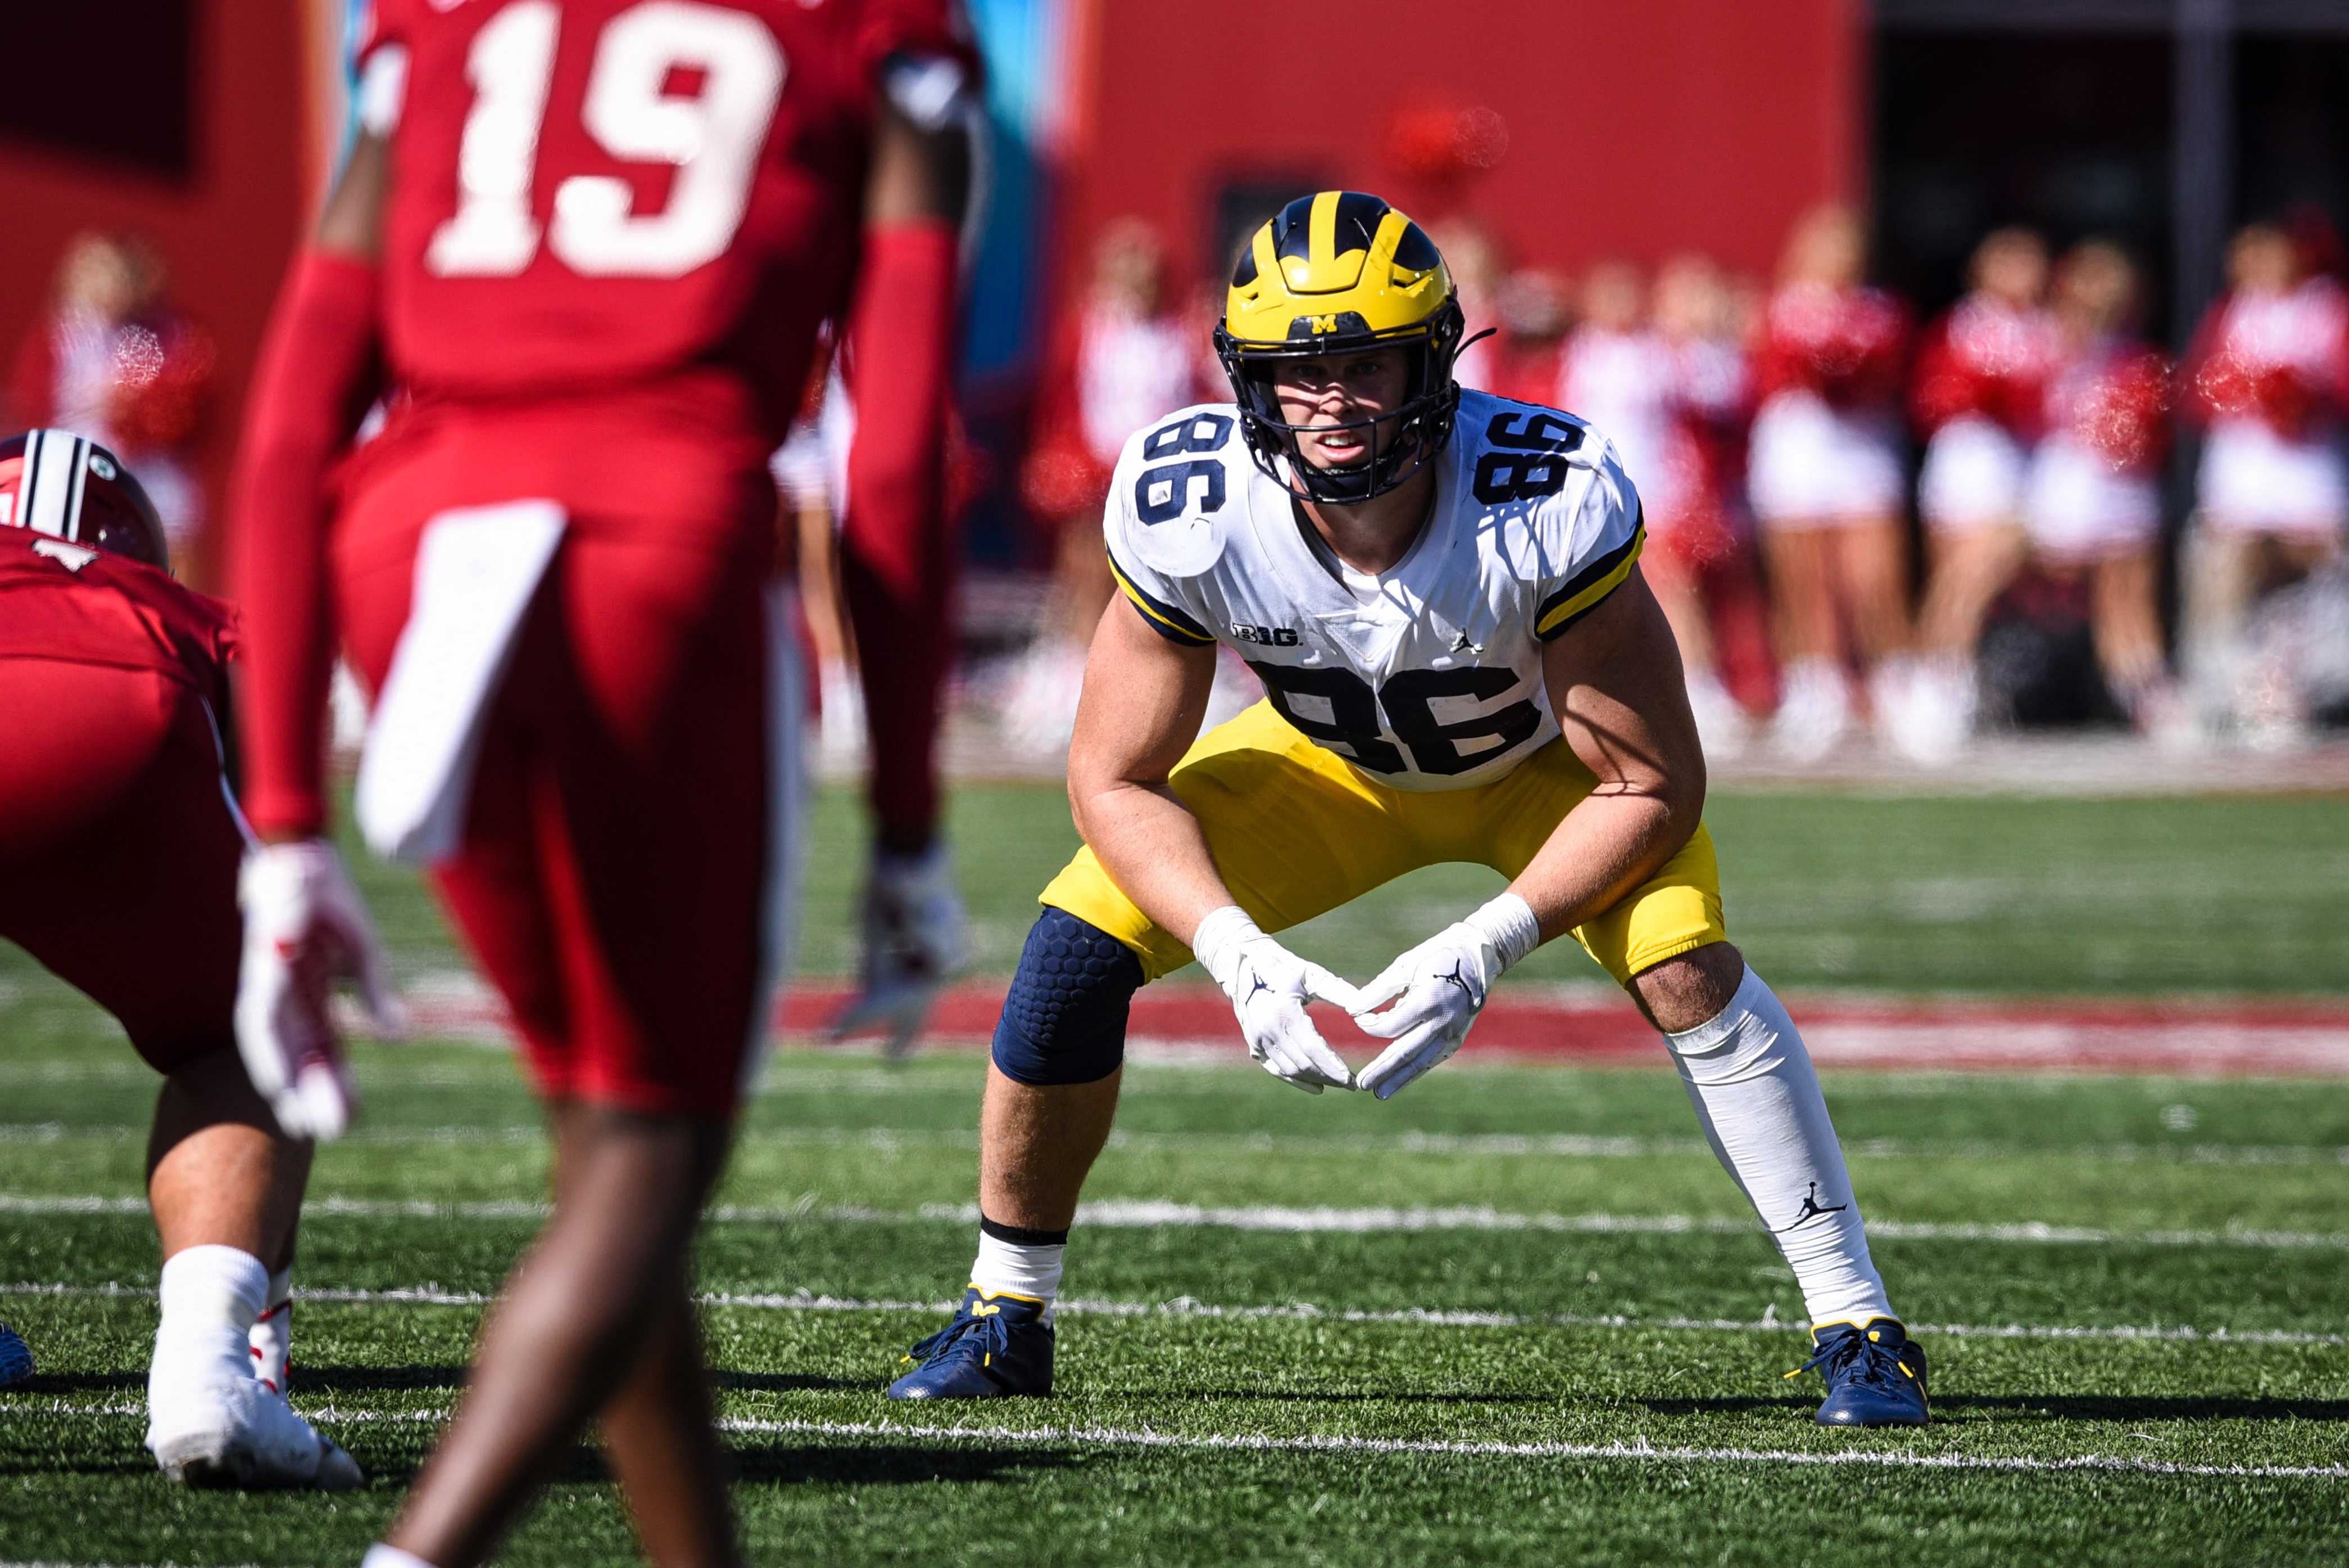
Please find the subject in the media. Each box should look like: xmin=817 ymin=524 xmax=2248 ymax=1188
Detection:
xmin=230 ymin=251 xmax=383 ymax=838
xmin=840 ymin=217 xmax=959 ymax=850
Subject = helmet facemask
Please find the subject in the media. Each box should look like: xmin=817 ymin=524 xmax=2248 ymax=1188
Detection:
xmin=1216 ymin=297 xmax=1466 ymax=505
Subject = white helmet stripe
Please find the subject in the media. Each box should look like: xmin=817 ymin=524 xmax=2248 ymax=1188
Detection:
xmin=22 ymin=429 xmax=89 ymax=542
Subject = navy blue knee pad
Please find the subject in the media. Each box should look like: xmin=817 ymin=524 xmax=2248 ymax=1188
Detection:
xmin=991 ymin=907 xmax=1143 ymax=1086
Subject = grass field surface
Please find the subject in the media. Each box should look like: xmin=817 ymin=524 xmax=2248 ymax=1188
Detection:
xmin=2 ymin=785 xmax=2346 ymax=1564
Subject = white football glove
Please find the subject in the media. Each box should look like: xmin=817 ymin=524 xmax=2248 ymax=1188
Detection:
xmin=1351 ymin=894 xmax=1541 ymax=1100
xmin=831 ymin=842 xmax=971 ymax=1059
xmin=234 ymin=840 xmax=406 ymax=1141
xmin=1190 ymin=906 xmax=1362 ymax=1093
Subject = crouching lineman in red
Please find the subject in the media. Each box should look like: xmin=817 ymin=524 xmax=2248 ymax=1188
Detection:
xmin=231 ymin=1 xmax=976 ymax=1562
xmin=0 ymin=432 xmax=379 ymax=1489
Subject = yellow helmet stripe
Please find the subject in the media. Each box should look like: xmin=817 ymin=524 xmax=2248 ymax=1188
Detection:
xmin=1308 ymin=191 xmax=1343 ymax=269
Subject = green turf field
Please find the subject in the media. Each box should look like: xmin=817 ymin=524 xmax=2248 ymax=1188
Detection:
xmin=326 ymin=782 xmax=2349 ymax=995
xmin=2 ymin=785 xmax=2347 ymax=1565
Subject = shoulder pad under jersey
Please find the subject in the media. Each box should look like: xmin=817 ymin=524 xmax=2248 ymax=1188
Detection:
xmin=1112 ymin=404 xmax=1248 ymax=581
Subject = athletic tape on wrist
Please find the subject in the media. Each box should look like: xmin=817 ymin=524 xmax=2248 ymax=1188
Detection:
xmin=1188 ymin=905 xmax=1260 ymax=986
xmin=1466 ymin=892 xmax=1541 ymax=972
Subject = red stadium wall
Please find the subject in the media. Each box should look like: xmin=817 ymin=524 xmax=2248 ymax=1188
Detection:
xmin=1054 ymin=0 xmax=1864 ymax=293
xmin=0 ymin=0 xmax=321 ymax=590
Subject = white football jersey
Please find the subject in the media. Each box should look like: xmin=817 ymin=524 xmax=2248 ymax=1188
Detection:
xmin=1104 ymin=388 xmax=1646 ymax=792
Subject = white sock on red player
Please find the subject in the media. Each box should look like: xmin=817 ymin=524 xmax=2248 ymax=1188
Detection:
xmin=361 ymin=1546 xmax=439 ymax=1568
xmin=250 ymin=1267 xmax=293 ymax=1395
xmin=151 ymin=1245 xmax=266 ymax=1397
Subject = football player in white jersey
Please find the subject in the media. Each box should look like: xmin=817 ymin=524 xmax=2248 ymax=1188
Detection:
xmin=888 ymin=193 xmax=1925 ymax=1426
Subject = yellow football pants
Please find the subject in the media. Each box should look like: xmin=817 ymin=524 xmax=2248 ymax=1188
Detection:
xmin=1040 ymin=699 xmax=1728 ymax=986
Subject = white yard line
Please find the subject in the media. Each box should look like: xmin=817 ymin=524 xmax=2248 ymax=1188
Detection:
xmin=9 ymin=1403 xmax=2342 ymax=1482
xmin=7 ymin=1119 xmax=2349 ymax=1165
xmin=715 ymin=1415 xmax=2349 ymax=1480
xmin=6 ymin=1190 xmax=2347 ymax=1250
xmin=3 ymin=1278 xmax=2339 ymax=1347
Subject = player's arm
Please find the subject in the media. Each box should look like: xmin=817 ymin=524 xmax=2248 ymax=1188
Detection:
xmin=1064 ymin=594 xmax=1225 ymax=940
xmin=234 ymin=130 xmax=387 ymax=842
xmin=840 ymin=92 xmax=970 ymax=855
xmin=1517 ymin=567 xmax=1707 ymax=935
xmin=226 ymin=131 xmax=402 ymax=1141
xmin=1067 ymin=595 xmax=1360 ymax=1091
xmin=1352 ymin=565 xmax=1706 ymax=1100
xmin=827 ymin=82 xmax=976 ymax=1052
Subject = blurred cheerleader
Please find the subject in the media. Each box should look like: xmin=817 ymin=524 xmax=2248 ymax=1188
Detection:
xmin=1903 ymin=228 xmax=2062 ymax=759
xmin=1745 ymin=205 xmax=1913 ymax=761
xmin=2023 ymin=241 xmax=2175 ymax=730
xmin=2178 ymin=219 xmax=2349 ymax=743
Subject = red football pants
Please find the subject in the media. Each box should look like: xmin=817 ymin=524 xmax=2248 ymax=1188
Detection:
xmin=337 ymin=409 xmax=792 ymax=1120
xmin=0 ymin=659 xmax=243 ymax=1074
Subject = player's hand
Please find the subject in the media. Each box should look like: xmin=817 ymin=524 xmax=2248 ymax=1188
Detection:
xmin=234 ymin=839 xmax=406 ymax=1141
xmin=1351 ymin=895 xmax=1541 ymax=1100
xmin=1190 ymin=907 xmax=1361 ymax=1093
xmin=831 ymin=843 xmax=971 ymax=1059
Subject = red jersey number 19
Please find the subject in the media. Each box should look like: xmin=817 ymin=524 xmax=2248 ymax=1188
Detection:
xmin=427 ymin=0 xmax=785 ymax=281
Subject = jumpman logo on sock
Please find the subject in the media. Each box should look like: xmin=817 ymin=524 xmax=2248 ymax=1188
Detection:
xmin=1783 ymin=1182 xmax=1849 ymax=1230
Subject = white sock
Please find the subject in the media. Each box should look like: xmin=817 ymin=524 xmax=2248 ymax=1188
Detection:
xmin=250 ymin=1267 xmax=293 ymax=1394
xmin=151 ymin=1245 xmax=269 ymax=1408
xmin=362 ymin=1547 xmax=439 ymax=1568
xmin=970 ymin=1230 xmax=1065 ymax=1316
xmin=1662 ymin=969 xmax=1894 ymax=1329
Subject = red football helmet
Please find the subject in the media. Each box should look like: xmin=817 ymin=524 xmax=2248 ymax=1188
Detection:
xmin=0 ymin=428 xmax=170 ymax=570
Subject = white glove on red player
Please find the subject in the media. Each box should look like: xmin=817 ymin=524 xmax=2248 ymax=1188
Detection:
xmin=234 ymin=840 xmax=406 ymax=1141
xmin=1190 ymin=906 xmax=1362 ymax=1093
xmin=831 ymin=842 xmax=971 ymax=1059
xmin=1352 ymin=894 xmax=1541 ymax=1100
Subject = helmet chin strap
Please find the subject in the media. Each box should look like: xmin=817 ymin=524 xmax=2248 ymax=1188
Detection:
xmin=1283 ymin=414 xmax=1422 ymax=505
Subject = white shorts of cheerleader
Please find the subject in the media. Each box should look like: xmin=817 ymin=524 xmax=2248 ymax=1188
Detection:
xmin=1917 ymin=415 xmax=2028 ymax=535
xmin=1747 ymin=391 xmax=1904 ymax=528
xmin=2024 ymin=437 xmax=2163 ymax=563
xmin=2196 ymin=418 xmax=2347 ymax=542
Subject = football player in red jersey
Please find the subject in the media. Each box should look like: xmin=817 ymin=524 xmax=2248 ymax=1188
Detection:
xmin=0 ymin=432 xmax=377 ymax=1490
xmin=229 ymin=1 xmax=976 ymax=1561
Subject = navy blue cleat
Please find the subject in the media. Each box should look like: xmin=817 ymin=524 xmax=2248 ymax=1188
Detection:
xmin=1792 ymin=1317 xmax=1929 ymax=1427
xmin=887 ymin=1286 xmax=1054 ymax=1400
xmin=0 ymin=1324 xmax=32 ymax=1389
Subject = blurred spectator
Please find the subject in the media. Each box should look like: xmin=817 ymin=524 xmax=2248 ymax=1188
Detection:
xmin=1490 ymin=266 xmax=1572 ymax=405
xmin=1652 ymin=252 xmax=1765 ymax=754
xmin=1902 ymin=227 xmax=2062 ymax=760
xmin=1009 ymin=219 xmax=1199 ymax=753
xmin=1558 ymin=258 xmax=1747 ymax=754
xmin=2178 ymin=220 xmax=2349 ymax=745
xmin=2023 ymin=241 xmax=2177 ymax=729
xmin=770 ymin=339 xmax=864 ymax=760
xmin=9 ymin=232 xmax=214 ymax=558
xmin=1431 ymin=216 xmax=1506 ymax=393
xmin=1746 ymin=204 xmax=1914 ymax=761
